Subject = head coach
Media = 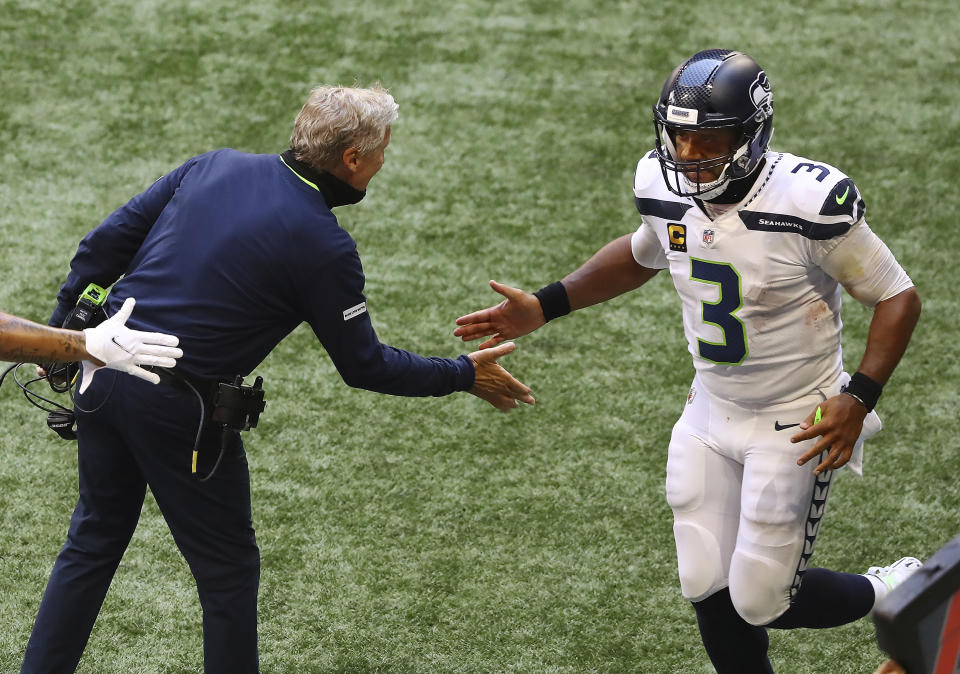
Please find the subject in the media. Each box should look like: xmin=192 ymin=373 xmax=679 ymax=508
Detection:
xmin=21 ymin=85 xmax=534 ymax=673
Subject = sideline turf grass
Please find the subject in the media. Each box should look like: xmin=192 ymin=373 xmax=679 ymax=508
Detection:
xmin=1 ymin=1 xmax=958 ymax=671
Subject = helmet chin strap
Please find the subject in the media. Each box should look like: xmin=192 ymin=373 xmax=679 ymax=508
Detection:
xmin=680 ymin=172 xmax=729 ymax=200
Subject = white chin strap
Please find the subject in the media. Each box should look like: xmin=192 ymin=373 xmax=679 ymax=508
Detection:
xmin=680 ymin=172 xmax=728 ymax=199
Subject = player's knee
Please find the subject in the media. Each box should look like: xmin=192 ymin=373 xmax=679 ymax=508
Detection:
xmin=731 ymin=588 xmax=788 ymax=626
xmin=674 ymin=521 xmax=726 ymax=601
xmin=729 ymin=549 xmax=792 ymax=625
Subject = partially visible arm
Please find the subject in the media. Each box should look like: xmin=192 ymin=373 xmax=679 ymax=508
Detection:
xmin=815 ymin=220 xmax=919 ymax=385
xmin=304 ymin=247 xmax=531 ymax=408
xmin=792 ymin=221 xmax=921 ymax=473
xmin=853 ymin=287 xmax=921 ymax=385
xmin=454 ymin=233 xmax=660 ymax=348
xmin=794 ymin=288 xmax=922 ymax=473
xmin=3 ymin=300 xmax=182 ymax=392
xmin=561 ymin=233 xmax=660 ymax=310
xmin=0 ymin=312 xmax=89 ymax=363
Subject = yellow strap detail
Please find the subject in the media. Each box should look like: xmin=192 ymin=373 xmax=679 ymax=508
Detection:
xmin=279 ymin=155 xmax=319 ymax=192
xmin=192 ymin=450 xmax=199 ymax=474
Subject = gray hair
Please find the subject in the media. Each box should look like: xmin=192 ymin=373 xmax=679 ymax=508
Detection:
xmin=290 ymin=84 xmax=399 ymax=171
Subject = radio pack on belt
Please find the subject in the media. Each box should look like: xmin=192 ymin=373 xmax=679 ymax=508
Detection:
xmin=188 ymin=374 xmax=267 ymax=482
xmin=45 ymin=282 xmax=108 ymax=393
xmin=211 ymin=376 xmax=266 ymax=431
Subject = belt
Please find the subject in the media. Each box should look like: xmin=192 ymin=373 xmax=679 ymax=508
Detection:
xmin=142 ymin=366 xmax=222 ymax=402
xmin=142 ymin=367 xmax=265 ymax=433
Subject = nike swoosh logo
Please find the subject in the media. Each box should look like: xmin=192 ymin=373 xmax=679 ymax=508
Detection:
xmin=774 ymin=421 xmax=800 ymax=431
xmin=111 ymin=336 xmax=134 ymax=355
xmin=835 ymin=186 xmax=850 ymax=205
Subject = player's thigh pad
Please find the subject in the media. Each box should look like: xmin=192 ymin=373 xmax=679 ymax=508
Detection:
xmin=666 ymin=412 xmax=743 ymax=602
xmin=728 ymin=408 xmax=826 ymax=625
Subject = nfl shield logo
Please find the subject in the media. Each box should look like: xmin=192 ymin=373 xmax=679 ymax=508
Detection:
xmin=702 ymin=229 xmax=715 ymax=247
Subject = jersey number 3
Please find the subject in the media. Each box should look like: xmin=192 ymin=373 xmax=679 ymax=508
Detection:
xmin=690 ymin=258 xmax=748 ymax=365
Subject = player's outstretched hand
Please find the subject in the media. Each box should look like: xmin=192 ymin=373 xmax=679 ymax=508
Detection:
xmin=791 ymin=393 xmax=868 ymax=475
xmin=80 ymin=297 xmax=183 ymax=393
xmin=454 ymin=280 xmax=546 ymax=350
xmin=467 ymin=341 xmax=535 ymax=412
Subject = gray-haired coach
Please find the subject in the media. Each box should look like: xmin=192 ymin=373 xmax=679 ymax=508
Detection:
xmin=22 ymin=85 xmax=534 ymax=673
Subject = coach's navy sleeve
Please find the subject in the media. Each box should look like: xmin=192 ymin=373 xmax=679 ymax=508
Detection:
xmin=300 ymin=247 xmax=475 ymax=397
xmin=49 ymin=157 xmax=200 ymax=326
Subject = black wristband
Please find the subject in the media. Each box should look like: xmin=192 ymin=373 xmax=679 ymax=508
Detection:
xmin=533 ymin=281 xmax=571 ymax=322
xmin=841 ymin=371 xmax=883 ymax=412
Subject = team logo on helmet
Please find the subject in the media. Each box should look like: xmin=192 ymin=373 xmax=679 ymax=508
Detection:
xmin=749 ymin=71 xmax=773 ymax=120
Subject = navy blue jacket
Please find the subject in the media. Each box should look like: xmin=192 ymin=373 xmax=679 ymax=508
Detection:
xmin=51 ymin=149 xmax=474 ymax=396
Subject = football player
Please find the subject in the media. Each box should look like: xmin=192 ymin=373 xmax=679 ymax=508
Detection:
xmin=454 ymin=49 xmax=923 ymax=672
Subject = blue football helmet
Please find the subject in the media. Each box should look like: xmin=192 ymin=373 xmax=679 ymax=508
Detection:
xmin=653 ymin=49 xmax=774 ymax=199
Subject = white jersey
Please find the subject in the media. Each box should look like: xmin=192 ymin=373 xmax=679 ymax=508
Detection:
xmin=631 ymin=150 xmax=913 ymax=405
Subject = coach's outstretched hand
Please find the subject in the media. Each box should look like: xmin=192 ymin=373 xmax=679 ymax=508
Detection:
xmin=467 ymin=341 xmax=535 ymax=412
xmin=454 ymin=280 xmax=545 ymax=350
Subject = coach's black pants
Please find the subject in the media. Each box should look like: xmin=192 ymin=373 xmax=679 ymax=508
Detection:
xmin=21 ymin=371 xmax=260 ymax=673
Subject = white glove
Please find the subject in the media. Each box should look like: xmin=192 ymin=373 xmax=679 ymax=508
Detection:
xmin=80 ymin=297 xmax=183 ymax=393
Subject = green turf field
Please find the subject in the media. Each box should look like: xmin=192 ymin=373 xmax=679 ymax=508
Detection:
xmin=1 ymin=0 xmax=958 ymax=671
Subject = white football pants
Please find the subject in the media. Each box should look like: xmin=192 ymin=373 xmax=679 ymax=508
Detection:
xmin=665 ymin=373 xmax=870 ymax=626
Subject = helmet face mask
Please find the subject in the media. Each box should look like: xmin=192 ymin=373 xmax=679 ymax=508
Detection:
xmin=653 ymin=49 xmax=774 ymax=199
xmin=656 ymin=122 xmax=743 ymax=199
